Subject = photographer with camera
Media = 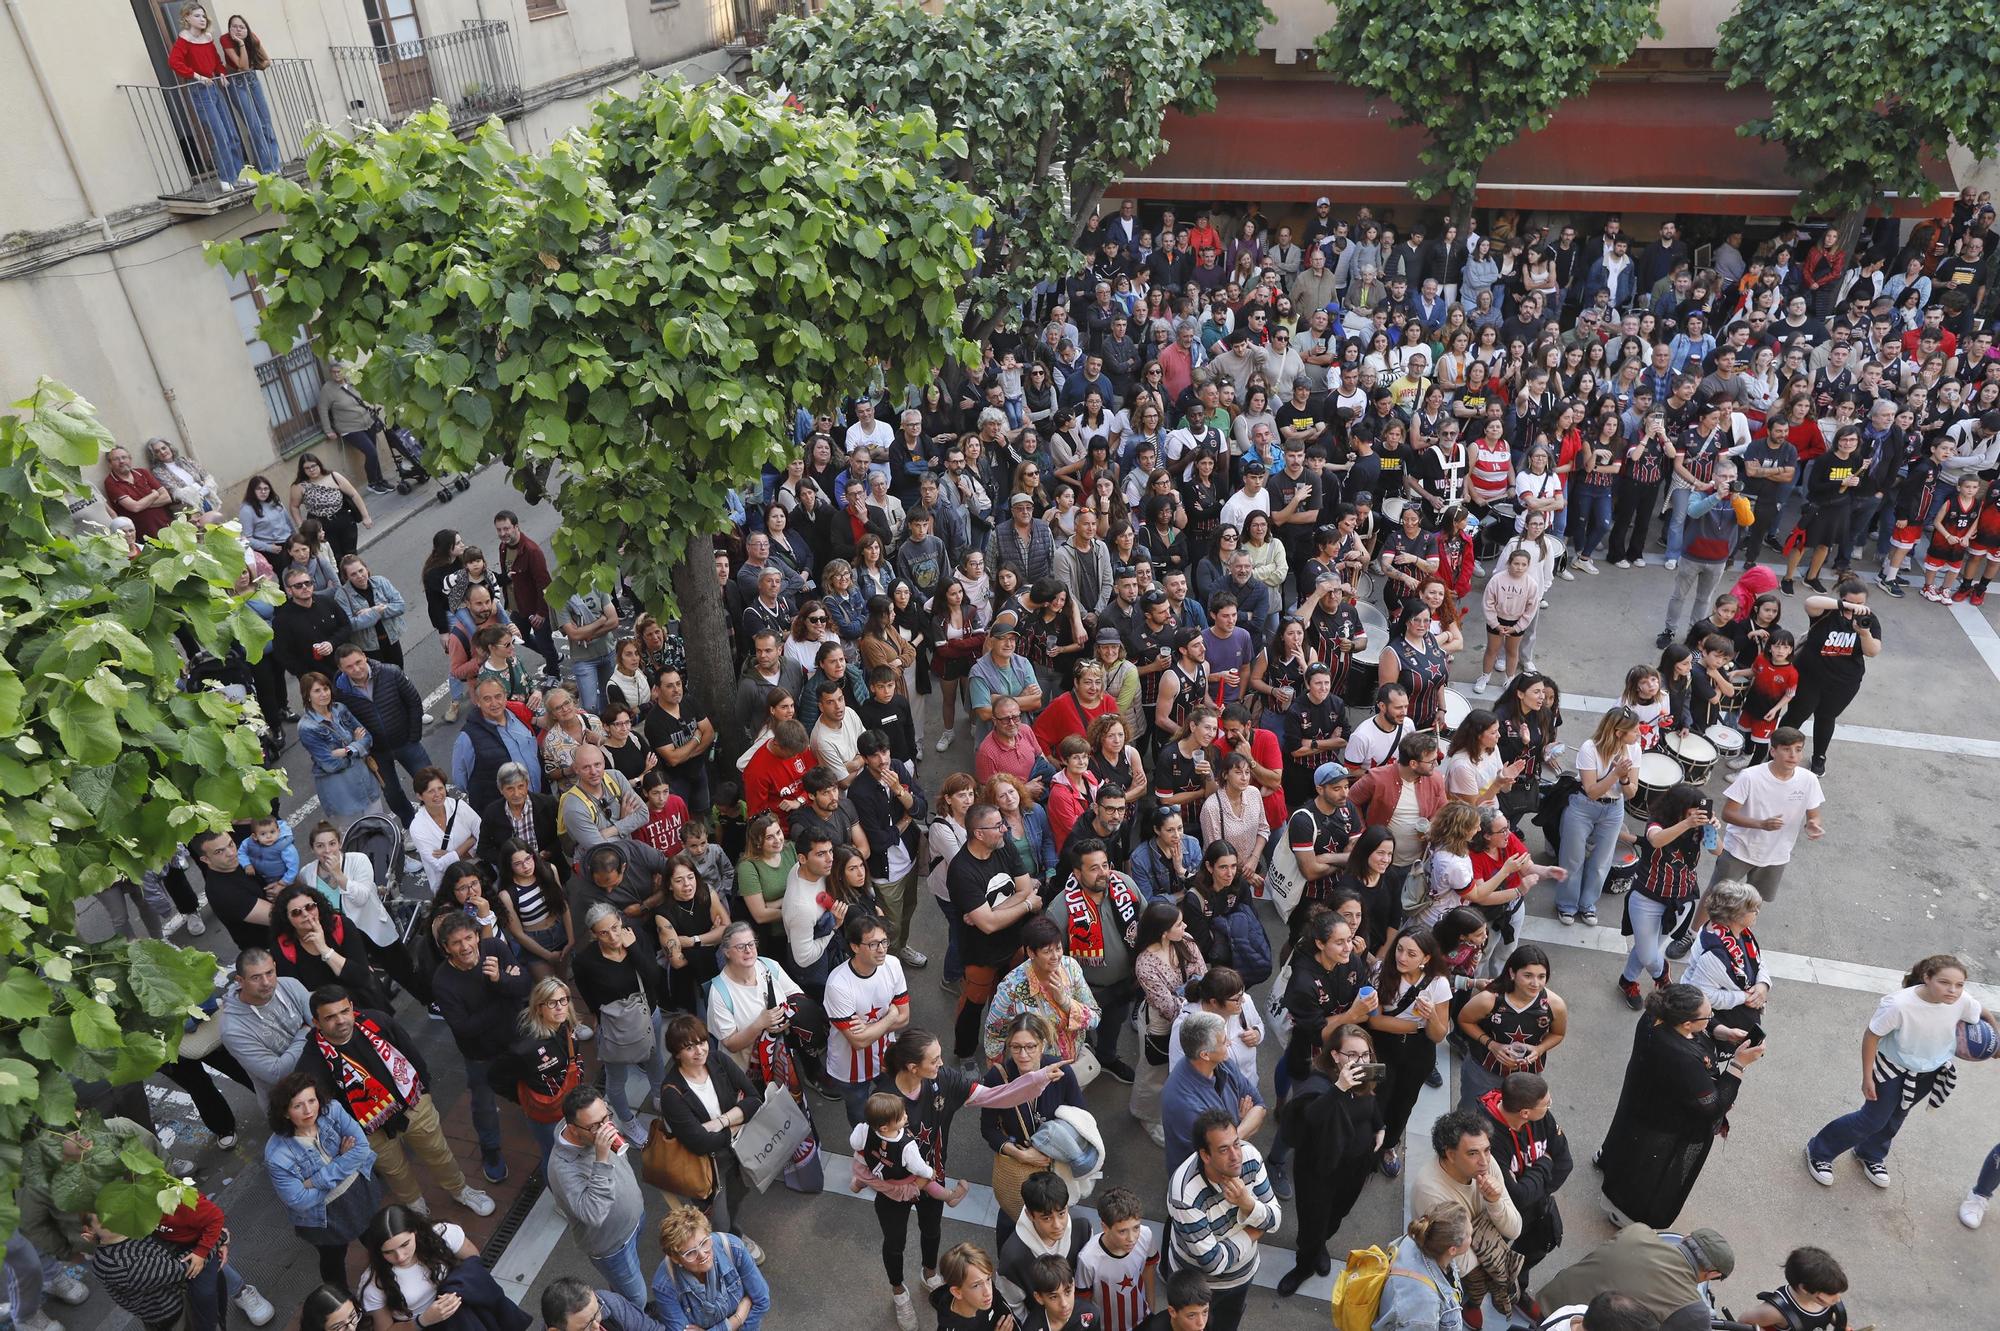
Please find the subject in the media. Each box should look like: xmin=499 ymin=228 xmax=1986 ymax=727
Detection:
xmin=1657 ymin=455 xmax=1751 ymax=650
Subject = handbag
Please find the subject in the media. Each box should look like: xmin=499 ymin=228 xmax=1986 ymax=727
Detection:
xmin=642 ymin=1105 xmax=716 ymax=1200
xmin=731 ymin=1086 xmax=813 ymax=1192
xmin=596 ymin=993 xmax=655 ymax=1063
xmin=989 ymin=1105 xmax=1039 ymax=1221
xmin=1069 ymin=1045 xmax=1102 ymax=1087
xmin=517 ymin=1031 xmax=581 ymax=1124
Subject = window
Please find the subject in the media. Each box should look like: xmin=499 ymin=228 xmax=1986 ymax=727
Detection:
xmin=226 ymin=264 xmax=323 ymax=453
xmin=525 ymin=0 xmax=566 ymax=15
xmin=361 ymin=0 xmax=423 ymax=53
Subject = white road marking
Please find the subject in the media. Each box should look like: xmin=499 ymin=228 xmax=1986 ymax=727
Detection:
xmin=1951 ymin=602 xmax=2000 ymax=690
xmin=1551 ymin=691 xmax=2000 ymax=761
xmin=1517 ymin=914 xmax=2000 ymax=1006
xmin=284 ymin=678 xmax=455 ymax=827
xmin=489 ymin=1188 xmax=566 ymax=1304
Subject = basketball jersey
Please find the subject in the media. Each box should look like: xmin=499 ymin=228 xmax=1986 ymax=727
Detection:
xmin=1075 ymin=1227 xmax=1160 ymax=1331
xmin=1935 ymin=497 xmax=1979 ymax=547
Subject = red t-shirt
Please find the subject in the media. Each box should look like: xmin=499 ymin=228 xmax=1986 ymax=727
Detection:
xmin=104 ymin=468 xmax=174 ymax=539
xmin=1471 ymin=832 xmax=1531 ymax=898
xmin=1031 ymin=688 xmax=1118 ymax=752
xmin=633 ymin=794 xmax=690 ymax=857
xmin=743 ymin=745 xmax=814 ymax=829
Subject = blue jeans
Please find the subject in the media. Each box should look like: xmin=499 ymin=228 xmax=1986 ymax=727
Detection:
xmin=185 ymin=1253 xmax=232 ymax=1331
xmin=1976 ymin=1142 xmax=2000 ymax=1197
xmin=530 ymin=1115 xmax=560 ymax=1176
xmin=1619 ymin=893 xmax=1681 ymax=984
xmin=1839 ymin=493 xmax=1888 ymax=568
xmin=1556 ymin=793 xmax=1624 ymax=915
xmin=569 ymin=654 xmax=615 ymax=715
xmin=1807 ymin=1074 xmax=1916 ymax=1166
xmin=460 ymin=1057 xmax=506 ymax=1156
xmin=1572 ymin=487 xmax=1614 ymax=559
xmin=1664 ymin=487 xmax=1693 ymax=562
xmin=188 ymin=80 xmax=245 ymax=185
xmin=839 ymin=1076 xmax=874 ymax=1129
xmin=225 ymin=72 xmax=282 ymax=172
xmin=589 ymin=1224 xmax=649 ymax=1308
xmin=377 ymin=739 xmax=435 ymax=825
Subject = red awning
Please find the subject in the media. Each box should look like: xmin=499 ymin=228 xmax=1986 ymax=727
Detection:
xmin=1124 ymin=77 xmax=1954 ymax=218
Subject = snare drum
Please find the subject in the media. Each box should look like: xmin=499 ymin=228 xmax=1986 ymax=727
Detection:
xmin=1664 ymin=729 xmax=1719 ymax=785
xmin=1440 ymin=687 xmax=1470 ymax=736
xmin=1631 ymin=751 xmax=1684 ymax=818
xmin=1381 ymin=496 xmax=1407 ymax=524
xmin=1705 ymin=724 xmax=1745 ymax=766
xmin=1602 ymin=846 xmax=1641 ymax=896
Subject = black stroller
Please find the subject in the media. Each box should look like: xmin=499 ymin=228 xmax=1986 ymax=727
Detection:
xmin=341 ymin=811 xmax=425 ymax=946
xmin=384 ymin=423 xmax=472 ymax=506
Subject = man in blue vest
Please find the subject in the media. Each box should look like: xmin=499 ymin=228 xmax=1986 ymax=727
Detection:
xmin=450 ymin=676 xmax=541 ymax=810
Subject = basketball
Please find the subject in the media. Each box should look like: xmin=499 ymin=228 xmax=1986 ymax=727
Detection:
xmin=1958 ymin=1018 xmax=1999 ymax=1062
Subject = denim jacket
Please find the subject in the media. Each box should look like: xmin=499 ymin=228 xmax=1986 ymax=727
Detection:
xmin=299 ymin=702 xmax=374 ymax=777
xmin=651 ymin=1232 xmax=769 ymax=1331
xmin=1371 ymin=1236 xmax=1463 ymax=1331
xmin=263 ymin=1100 xmax=376 ymax=1228
xmin=333 ymin=575 xmax=407 ymax=652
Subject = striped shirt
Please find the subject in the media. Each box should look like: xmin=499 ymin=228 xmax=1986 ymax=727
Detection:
xmin=91 ymin=1235 xmax=189 ymax=1329
xmin=1076 ymin=1227 xmax=1159 ymax=1331
xmin=1166 ymin=1142 xmax=1281 ymax=1290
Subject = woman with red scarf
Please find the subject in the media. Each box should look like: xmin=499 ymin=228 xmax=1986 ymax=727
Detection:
xmin=270 ymin=885 xmax=390 ymax=1011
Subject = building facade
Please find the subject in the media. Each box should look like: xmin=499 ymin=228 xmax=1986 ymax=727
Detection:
xmin=1 ymin=0 xmax=793 ymax=501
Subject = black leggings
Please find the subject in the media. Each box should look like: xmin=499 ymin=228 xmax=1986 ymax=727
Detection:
xmin=313 ymin=1241 xmax=351 ymax=1286
xmin=1291 ymin=1152 xmax=1375 ymax=1265
xmin=1780 ymin=668 xmax=1864 ymax=762
xmin=1374 ymin=1030 xmax=1438 ymax=1154
xmin=874 ymin=1192 xmax=944 ymax=1287
xmin=1609 ymin=479 xmax=1661 ymax=565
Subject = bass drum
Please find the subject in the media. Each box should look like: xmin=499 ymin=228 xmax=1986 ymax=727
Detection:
xmin=1343 ymin=603 xmax=1392 ymax=708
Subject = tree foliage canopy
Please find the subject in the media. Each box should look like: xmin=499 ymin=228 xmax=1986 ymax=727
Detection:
xmin=1315 ymin=0 xmax=1660 ymax=217
xmin=0 ymin=379 xmax=283 ymax=1242
xmin=213 ymin=79 xmax=986 ymax=628
xmin=1716 ymin=0 xmax=2000 ymax=218
xmin=757 ymin=0 xmax=1233 ymax=342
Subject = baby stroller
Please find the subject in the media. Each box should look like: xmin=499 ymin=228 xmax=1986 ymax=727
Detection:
xmin=384 ymin=422 xmax=471 ymax=506
xmin=341 ymin=811 xmax=424 ymax=945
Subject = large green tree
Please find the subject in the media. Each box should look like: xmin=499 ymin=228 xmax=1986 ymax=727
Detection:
xmin=214 ymin=80 xmax=985 ymax=744
xmin=1315 ymin=0 xmax=1660 ymax=222
xmin=757 ymin=0 xmax=1240 ymax=346
xmin=1717 ymin=0 xmax=2000 ymax=238
xmin=0 ymin=380 xmax=285 ymax=1242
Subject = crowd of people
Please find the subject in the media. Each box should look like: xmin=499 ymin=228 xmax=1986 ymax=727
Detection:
xmin=38 ymin=194 xmax=2000 ymax=1331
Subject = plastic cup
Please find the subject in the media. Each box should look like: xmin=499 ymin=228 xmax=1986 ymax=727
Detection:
xmin=1357 ymin=985 xmax=1376 ymax=1001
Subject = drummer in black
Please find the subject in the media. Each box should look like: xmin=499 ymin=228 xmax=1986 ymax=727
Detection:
xmin=1127 ymin=589 xmax=1176 ymax=740
xmin=1283 ymin=666 xmax=1349 ymax=812
xmin=1380 ymin=597 xmax=1452 ymax=734
xmin=1779 ymin=577 xmax=1883 ymax=774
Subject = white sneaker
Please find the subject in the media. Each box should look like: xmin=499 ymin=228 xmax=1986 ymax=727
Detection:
xmin=45 ymin=1273 xmax=88 ymax=1306
xmin=1520 ymin=659 xmax=1536 ymax=673
xmin=407 ymin=1195 xmax=432 ymax=1216
xmin=183 ymin=912 xmax=206 ymax=936
xmin=15 ymin=1310 xmax=65 ymax=1331
xmin=1472 ymin=674 xmax=1491 ymax=695
xmin=454 ymin=1185 xmax=496 ymax=1216
xmin=422 ymin=712 xmax=435 ymax=726
xmin=893 ymin=1289 xmax=918 ymax=1331
xmin=1727 ymin=753 xmax=1753 ymax=770
xmin=1576 ymin=557 xmax=1599 ymax=575
xmin=1558 ymin=567 xmax=1575 ymax=581
xmin=1962 ymin=1190 xmax=1991 ymax=1229
xmin=935 ymin=732 xmax=953 ymax=752
xmin=234 ymin=1284 xmax=276 ymax=1326
xmin=1633 ymin=555 xmax=1648 ymax=567
xmin=1144 ymin=1121 xmax=1166 ymax=1148
xmin=1614 ymin=559 xmax=1632 ymax=569
xmin=160 ymin=912 xmax=190 ymax=938
xmin=741 ymin=1236 xmax=766 ymax=1265
xmin=1663 ymin=558 xmax=1678 ymax=570
xmin=216 ymin=1134 xmax=237 ymax=1149
xmin=922 ymin=1271 xmax=947 ymax=1292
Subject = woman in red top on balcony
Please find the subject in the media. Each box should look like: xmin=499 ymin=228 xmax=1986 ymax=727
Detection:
xmin=219 ymin=14 xmax=284 ymax=174
xmin=167 ymin=3 xmax=250 ymax=189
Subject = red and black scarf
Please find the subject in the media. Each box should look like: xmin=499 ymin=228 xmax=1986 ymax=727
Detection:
xmin=1696 ymin=922 xmax=1760 ymax=991
xmin=1061 ymin=871 xmax=1143 ymax=962
xmin=314 ymin=1015 xmax=421 ymax=1134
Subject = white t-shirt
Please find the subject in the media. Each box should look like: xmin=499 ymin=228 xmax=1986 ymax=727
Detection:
xmin=1344 ymin=715 xmax=1414 ymax=771
xmin=705 ymin=958 xmax=803 ymax=1069
xmin=845 ymin=418 xmax=894 ymax=454
xmin=1444 ymin=750 xmax=1499 ymax=799
xmin=1868 ymin=984 xmax=1982 ymax=1074
xmin=359 ymin=1223 xmax=466 ymax=1316
xmin=1167 ymin=1001 xmax=1266 ymax=1087
xmin=823 ymin=956 xmax=910 ymax=1085
xmin=812 ymin=709 xmax=865 ymax=778
xmin=1719 ymin=762 xmax=1824 ymax=866
xmin=1075 ymin=1225 xmax=1162 ymax=1331
xmin=1576 ymin=738 xmax=1642 ymax=792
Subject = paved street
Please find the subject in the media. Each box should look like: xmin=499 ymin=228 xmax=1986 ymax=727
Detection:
xmin=70 ymin=471 xmax=2000 ymax=1330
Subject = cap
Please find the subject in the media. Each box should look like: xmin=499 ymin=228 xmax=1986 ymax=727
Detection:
xmin=1094 ymin=626 xmax=1124 ymax=645
xmin=988 ymin=612 xmax=1021 ymax=636
xmin=1010 ymin=492 xmax=1034 ymax=508
xmin=1680 ymin=1229 xmax=1735 ymax=1280
xmin=1315 ymin=195 xmax=1330 ymax=206
xmin=1313 ymin=761 xmax=1352 ymax=787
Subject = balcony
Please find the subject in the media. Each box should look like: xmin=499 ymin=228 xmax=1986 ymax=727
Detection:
xmin=331 ymin=21 xmax=523 ymax=133
xmin=119 ymin=60 xmax=323 ymax=214
xmin=728 ymin=0 xmax=815 ymax=46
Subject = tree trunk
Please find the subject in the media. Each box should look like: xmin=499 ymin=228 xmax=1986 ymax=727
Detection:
xmin=1833 ymin=203 xmax=1869 ymax=261
xmin=670 ymin=538 xmax=740 ymax=766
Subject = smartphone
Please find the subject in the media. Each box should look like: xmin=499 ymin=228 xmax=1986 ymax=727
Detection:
xmin=1356 ymin=1062 xmax=1389 ymax=1082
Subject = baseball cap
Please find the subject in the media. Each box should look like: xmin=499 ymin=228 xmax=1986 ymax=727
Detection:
xmin=1313 ymin=761 xmax=1351 ymax=787
xmin=1010 ymin=492 xmax=1034 ymax=508
xmin=1315 ymin=195 xmax=1330 ymax=206
xmin=1680 ymin=1229 xmax=1735 ymax=1280
xmin=1094 ymin=626 xmax=1124 ymax=645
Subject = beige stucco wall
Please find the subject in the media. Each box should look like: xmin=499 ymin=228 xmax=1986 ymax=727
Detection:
xmin=1258 ymin=0 xmax=1733 ymax=64
xmin=625 ymin=0 xmax=743 ymax=69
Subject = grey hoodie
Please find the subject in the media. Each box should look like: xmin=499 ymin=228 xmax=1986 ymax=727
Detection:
xmin=545 ymin=1130 xmax=645 ymax=1259
xmin=220 ymin=976 xmax=312 ymax=1102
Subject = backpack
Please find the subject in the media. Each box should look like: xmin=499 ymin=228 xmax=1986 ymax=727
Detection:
xmin=1398 ymin=847 xmax=1437 ymax=918
xmin=554 ymin=770 xmax=633 ymax=843
xmin=1331 ymin=1243 xmax=1438 ymax=1331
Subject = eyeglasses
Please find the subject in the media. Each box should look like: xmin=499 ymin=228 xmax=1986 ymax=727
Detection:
xmin=976 ymin=822 xmax=1005 ymax=834
xmin=807 ymin=615 xmax=827 ymax=624
xmin=674 ymin=1242 xmax=709 ymax=1263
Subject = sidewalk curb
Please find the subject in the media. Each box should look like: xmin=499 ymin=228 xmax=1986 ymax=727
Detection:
xmin=357 ymin=461 xmax=499 ymax=555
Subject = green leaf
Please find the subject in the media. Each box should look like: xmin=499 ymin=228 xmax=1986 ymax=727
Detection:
xmin=0 ymin=968 xmax=52 ymax=1021
xmin=0 ymin=1058 xmax=39 ymax=1106
xmin=95 ymin=1178 xmax=171 ymax=1239
xmin=126 ymin=938 xmax=221 ymax=1019
xmin=69 ymin=996 xmax=122 ymax=1049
